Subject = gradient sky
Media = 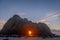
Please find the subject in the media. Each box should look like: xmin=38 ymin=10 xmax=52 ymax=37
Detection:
xmin=0 ymin=0 xmax=60 ymax=30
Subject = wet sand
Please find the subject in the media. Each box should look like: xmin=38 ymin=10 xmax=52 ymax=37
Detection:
xmin=0 ymin=37 xmax=60 ymax=40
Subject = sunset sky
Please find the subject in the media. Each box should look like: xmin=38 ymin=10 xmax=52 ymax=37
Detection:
xmin=0 ymin=0 xmax=60 ymax=30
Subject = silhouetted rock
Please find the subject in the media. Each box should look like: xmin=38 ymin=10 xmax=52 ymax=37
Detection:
xmin=21 ymin=22 xmax=38 ymax=36
xmin=1 ymin=15 xmax=23 ymax=35
xmin=37 ymin=23 xmax=54 ymax=38
xmin=1 ymin=15 xmax=55 ymax=38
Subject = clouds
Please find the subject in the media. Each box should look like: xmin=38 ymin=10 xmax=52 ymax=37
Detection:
xmin=0 ymin=20 xmax=6 ymax=30
xmin=40 ymin=13 xmax=60 ymax=23
xmin=36 ymin=11 xmax=60 ymax=30
xmin=37 ymin=11 xmax=60 ymax=23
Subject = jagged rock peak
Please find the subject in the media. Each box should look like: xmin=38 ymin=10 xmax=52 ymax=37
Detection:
xmin=13 ymin=14 xmax=20 ymax=17
xmin=12 ymin=14 xmax=22 ymax=19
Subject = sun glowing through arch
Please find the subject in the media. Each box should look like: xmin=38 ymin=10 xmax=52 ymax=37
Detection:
xmin=28 ymin=30 xmax=32 ymax=36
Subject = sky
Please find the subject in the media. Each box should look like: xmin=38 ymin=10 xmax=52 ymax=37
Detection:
xmin=0 ymin=0 xmax=60 ymax=30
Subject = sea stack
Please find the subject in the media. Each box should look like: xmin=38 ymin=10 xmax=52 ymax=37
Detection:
xmin=1 ymin=15 xmax=55 ymax=38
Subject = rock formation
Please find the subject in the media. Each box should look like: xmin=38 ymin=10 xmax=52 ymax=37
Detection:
xmin=37 ymin=23 xmax=54 ymax=38
xmin=1 ymin=15 xmax=23 ymax=35
xmin=0 ymin=15 xmax=55 ymax=38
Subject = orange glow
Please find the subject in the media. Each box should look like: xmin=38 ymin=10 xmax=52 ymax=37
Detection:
xmin=28 ymin=30 xmax=32 ymax=36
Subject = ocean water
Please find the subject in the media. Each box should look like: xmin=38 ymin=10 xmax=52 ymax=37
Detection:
xmin=0 ymin=37 xmax=60 ymax=40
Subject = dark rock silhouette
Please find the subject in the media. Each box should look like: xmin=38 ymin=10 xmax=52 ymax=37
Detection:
xmin=0 ymin=15 xmax=55 ymax=38
xmin=1 ymin=15 xmax=23 ymax=35
xmin=37 ymin=23 xmax=54 ymax=38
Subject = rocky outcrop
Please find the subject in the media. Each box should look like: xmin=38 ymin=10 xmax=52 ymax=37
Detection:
xmin=37 ymin=23 xmax=54 ymax=38
xmin=1 ymin=15 xmax=23 ymax=35
xmin=1 ymin=15 xmax=55 ymax=38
